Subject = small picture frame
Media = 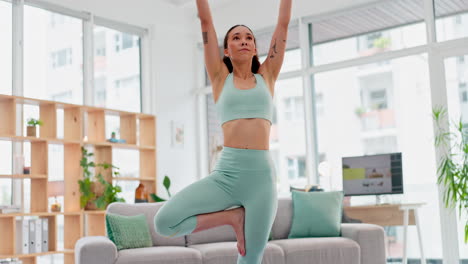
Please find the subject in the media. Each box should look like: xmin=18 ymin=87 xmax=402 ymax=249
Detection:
xmin=171 ymin=120 xmax=184 ymax=149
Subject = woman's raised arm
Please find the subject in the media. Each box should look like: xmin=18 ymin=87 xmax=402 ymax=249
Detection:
xmin=196 ymin=0 xmax=225 ymax=84
xmin=261 ymin=0 xmax=292 ymax=81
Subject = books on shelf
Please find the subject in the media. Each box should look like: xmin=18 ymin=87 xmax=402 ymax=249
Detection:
xmin=16 ymin=218 xmax=48 ymax=255
xmin=15 ymin=220 xmax=29 ymax=254
xmin=0 ymin=205 xmax=21 ymax=214
xmin=0 ymin=259 xmax=23 ymax=264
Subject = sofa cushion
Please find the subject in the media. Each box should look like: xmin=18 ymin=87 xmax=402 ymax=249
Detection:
xmin=189 ymin=242 xmax=285 ymax=264
xmin=107 ymin=202 xmax=185 ymax=247
xmin=271 ymin=198 xmax=293 ymax=240
xmin=271 ymin=237 xmax=359 ymax=264
xmin=186 ymin=225 xmax=237 ymax=246
xmin=288 ymin=191 xmax=344 ymax=238
xmin=115 ymin=246 xmax=202 ymax=264
xmin=106 ymin=213 xmax=152 ymax=250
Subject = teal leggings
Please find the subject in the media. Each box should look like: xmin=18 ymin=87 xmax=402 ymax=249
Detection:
xmin=154 ymin=146 xmax=278 ymax=264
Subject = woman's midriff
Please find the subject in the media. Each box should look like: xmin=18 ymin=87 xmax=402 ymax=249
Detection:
xmin=222 ymin=118 xmax=271 ymax=150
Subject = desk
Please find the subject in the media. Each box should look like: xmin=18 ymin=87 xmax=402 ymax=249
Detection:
xmin=344 ymin=203 xmax=426 ymax=264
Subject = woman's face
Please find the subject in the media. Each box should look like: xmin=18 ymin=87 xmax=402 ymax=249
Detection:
xmin=224 ymin=26 xmax=257 ymax=62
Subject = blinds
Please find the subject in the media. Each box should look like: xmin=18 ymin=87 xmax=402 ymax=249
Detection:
xmin=305 ymin=0 xmax=425 ymax=45
xmin=434 ymin=0 xmax=468 ymax=17
xmin=303 ymin=0 xmax=468 ymax=45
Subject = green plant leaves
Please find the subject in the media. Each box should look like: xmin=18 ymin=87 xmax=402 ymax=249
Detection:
xmin=27 ymin=118 xmax=43 ymax=126
xmin=433 ymin=106 xmax=468 ymax=243
xmin=78 ymin=147 xmax=125 ymax=210
xmin=150 ymin=193 xmax=166 ymax=202
xmin=163 ymin=175 xmax=171 ymax=197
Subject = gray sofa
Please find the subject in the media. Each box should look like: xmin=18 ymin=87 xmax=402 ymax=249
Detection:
xmin=75 ymin=197 xmax=386 ymax=264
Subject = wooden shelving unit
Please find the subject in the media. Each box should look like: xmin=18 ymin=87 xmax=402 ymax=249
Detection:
xmin=0 ymin=94 xmax=157 ymax=264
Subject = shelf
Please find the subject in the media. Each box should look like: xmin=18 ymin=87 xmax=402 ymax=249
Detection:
xmin=0 ymin=135 xmax=46 ymax=143
xmin=0 ymin=211 xmax=82 ymax=218
xmin=0 ymin=249 xmax=74 ymax=259
xmin=83 ymin=210 xmax=106 ymax=215
xmin=0 ymin=174 xmax=46 ymax=179
xmin=0 ymin=94 xmax=142 ymax=116
xmin=83 ymin=141 xmax=154 ymax=150
xmin=0 ymin=135 xmax=81 ymax=145
xmin=0 ymin=135 xmax=154 ymax=149
xmin=112 ymin=177 xmax=155 ymax=181
xmin=0 ymin=94 xmax=157 ymax=264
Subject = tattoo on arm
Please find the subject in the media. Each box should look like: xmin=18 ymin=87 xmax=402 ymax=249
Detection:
xmin=269 ymin=39 xmax=278 ymax=59
xmin=203 ymin=32 xmax=208 ymax=44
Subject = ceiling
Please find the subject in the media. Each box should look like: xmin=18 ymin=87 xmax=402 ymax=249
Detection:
xmin=163 ymin=0 xmax=233 ymax=9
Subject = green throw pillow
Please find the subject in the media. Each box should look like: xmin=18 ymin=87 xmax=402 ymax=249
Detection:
xmin=288 ymin=191 xmax=344 ymax=238
xmin=106 ymin=213 xmax=153 ymax=250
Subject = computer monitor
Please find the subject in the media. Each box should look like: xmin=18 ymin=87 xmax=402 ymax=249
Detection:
xmin=342 ymin=152 xmax=403 ymax=197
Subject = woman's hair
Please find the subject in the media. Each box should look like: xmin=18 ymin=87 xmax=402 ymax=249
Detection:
xmin=223 ymin=24 xmax=261 ymax=73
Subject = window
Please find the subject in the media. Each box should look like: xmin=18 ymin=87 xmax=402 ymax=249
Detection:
xmin=114 ymin=75 xmax=139 ymax=97
xmin=51 ymin=48 xmax=72 ymax=69
xmin=94 ymin=26 xmax=141 ymax=112
xmin=314 ymin=54 xmax=444 ymax=261
xmin=363 ymin=136 xmax=398 ymax=154
xmin=357 ymin=32 xmax=389 ymax=51
xmin=457 ymin=56 xmax=465 ymax=65
xmin=315 ymin=92 xmax=324 ymax=116
xmin=461 ymin=91 xmax=467 ymax=102
xmin=308 ymin=0 xmax=426 ymax=65
xmin=95 ymin=31 xmax=106 ymax=57
xmin=287 ymin=156 xmax=306 ymax=180
xmin=370 ymin=90 xmax=388 ymax=110
xmin=0 ymin=1 xmax=12 ymax=95
xmin=94 ymin=76 xmax=107 ymax=106
xmin=24 ymin=5 xmax=83 ymax=104
xmin=435 ymin=0 xmax=468 ymax=42
xmin=51 ymin=91 xmax=72 ymax=102
xmin=444 ymin=54 xmax=468 ymax=260
xmin=283 ymin=96 xmax=304 ymax=121
xmin=271 ymin=77 xmax=307 ymax=194
xmin=115 ymin=32 xmax=138 ymax=52
xmin=49 ymin=13 xmax=68 ymax=28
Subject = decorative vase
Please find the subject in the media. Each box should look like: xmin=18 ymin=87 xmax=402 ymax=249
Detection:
xmin=135 ymin=183 xmax=148 ymax=203
xmin=27 ymin=126 xmax=37 ymax=137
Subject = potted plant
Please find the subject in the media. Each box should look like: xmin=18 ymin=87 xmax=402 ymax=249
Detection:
xmin=432 ymin=106 xmax=468 ymax=243
xmin=150 ymin=175 xmax=172 ymax=202
xmin=27 ymin=118 xmax=43 ymax=137
xmin=94 ymin=164 xmax=125 ymax=210
xmin=79 ymin=147 xmax=125 ymax=210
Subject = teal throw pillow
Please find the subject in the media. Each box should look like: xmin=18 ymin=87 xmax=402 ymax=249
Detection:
xmin=106 ymin=213 xmax=153 ymax=250
xmin=288 ymin=191 xmax=344 ymax=238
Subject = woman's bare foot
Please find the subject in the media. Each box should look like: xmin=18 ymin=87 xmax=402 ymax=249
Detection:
xmin=229 ymin=207 xmax=246 ymax=256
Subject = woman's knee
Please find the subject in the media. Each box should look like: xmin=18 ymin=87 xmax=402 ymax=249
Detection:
xmin=154 ymin=208 xmax=175 ymax=237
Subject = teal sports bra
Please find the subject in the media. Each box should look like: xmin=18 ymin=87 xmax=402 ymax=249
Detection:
xmin=215 ymin=72 xmax=273 ymax=126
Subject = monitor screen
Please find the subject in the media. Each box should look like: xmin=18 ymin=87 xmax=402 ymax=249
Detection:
xmin=342 ymin=153 xmax=403 ymax=196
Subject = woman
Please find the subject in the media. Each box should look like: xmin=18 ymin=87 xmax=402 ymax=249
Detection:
xmin=154 ymin=0 xmax=291 ymax=263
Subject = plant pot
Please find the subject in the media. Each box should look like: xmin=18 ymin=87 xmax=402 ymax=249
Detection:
xmin=27 ymin=126 xmax=37 ymax=137
xmin=84 ymin=181 xmax=104 ymax=211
